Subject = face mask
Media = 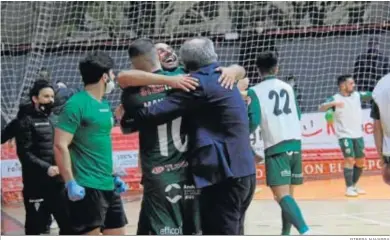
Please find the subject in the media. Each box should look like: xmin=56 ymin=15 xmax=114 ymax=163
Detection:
xmin=105 ymin=76 xmax=115 ymax=94
xmin=39 ymin=102 xmax=54 ymax=115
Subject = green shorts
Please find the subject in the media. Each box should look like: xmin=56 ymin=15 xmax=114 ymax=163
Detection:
xmin=338 ymin=138 xmax=365 ymax=159
xmin=137 ymin=181 xmax=201 ymax=235
xmin=265 ymin=151 xmax=303 ymax=186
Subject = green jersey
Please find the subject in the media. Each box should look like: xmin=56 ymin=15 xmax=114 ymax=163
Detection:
xmin=163 ymin=66 xmax=187 ymax=76
xmin=121 ymin=68 xmax=189 ymax=191
xmin=57 ymin=90 xmax=115 ymax=190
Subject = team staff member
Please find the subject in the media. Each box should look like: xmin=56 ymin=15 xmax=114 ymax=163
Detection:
xmin=54 ymin=52 xmax=128 ymax=235
xmin=13 ymin=80 xmax=72 ymax=235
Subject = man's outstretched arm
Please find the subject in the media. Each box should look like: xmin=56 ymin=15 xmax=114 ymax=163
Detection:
xmin=318 ymin=97 xmax=344 ymax=112
xmin=118 ymin=66 xmax=242 ymax=91
xmin=117 ymin=70 xmax=198 ymax=92
xmin=126 ymin=87 xmax=204 ymax=129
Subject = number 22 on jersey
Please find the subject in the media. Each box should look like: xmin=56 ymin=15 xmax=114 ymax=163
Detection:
xmin=269 ymin=89 xmax=292 ymax=116
xmin=157 ymin=117 xmax=188 ymax=156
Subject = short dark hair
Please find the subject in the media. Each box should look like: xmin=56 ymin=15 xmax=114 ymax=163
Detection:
xmin=128 ymin=38 xmax=155 ymax=58
xmin=337 ymin=74 xmax=353 ymax=86
xmin=29 ymin=80 xmax=54 ymax=101
xmin=79 ymin=51 xmax=114 ymax=85
xmin=256 ymin=52 xmax=278 ymax=74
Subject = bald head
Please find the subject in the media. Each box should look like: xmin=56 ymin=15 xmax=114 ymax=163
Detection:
xmin=179 ymin=37 xmax=218 ymax=71
xmin=155 ymin=43 xmax=169 ymax=49
xmin=155 ymin=42 xmax=179 ymax=70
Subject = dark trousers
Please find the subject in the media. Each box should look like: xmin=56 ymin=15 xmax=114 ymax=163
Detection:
xmin=199 ymin=174 xmax=256 ymax=235
xmin=42 ymin=215 xmax=53 ymax=234
xmin=23 ymin=185 xmax=72 ymax=235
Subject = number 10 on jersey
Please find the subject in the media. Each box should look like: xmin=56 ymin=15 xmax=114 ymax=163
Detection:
xmin=157 ymin=117 xmax=188 ymax=156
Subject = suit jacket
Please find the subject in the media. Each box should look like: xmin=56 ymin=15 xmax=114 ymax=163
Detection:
xmin=125 ymin=62 xmax=256 ymax=188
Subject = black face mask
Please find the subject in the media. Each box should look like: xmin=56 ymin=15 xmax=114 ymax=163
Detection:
xmin=39 ymin=102 xmax=54 ymax=115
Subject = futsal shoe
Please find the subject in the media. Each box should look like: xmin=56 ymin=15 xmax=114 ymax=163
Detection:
xmin=345 ymin=186 xmax=358 ymax=197
xmin=353 ymin=185 xmax=366 ymax=195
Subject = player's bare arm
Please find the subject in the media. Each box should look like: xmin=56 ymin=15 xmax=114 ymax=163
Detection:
xmin=237 ymin=77 xmax=250 ymax=100
xmin=115 ymin=104 xmax=124 ymax=122
xmin=118 ymin=70 xmax=199 ymax=92
xmin=54 ymin=128 xmax=75 ymax=182
xmin=318 ymin=101 xmax=344 ymax=112
xmin=254 ymin=151 xmax=264 ymax=164
xmin=237 ymin=77 xmax=249 ymax=91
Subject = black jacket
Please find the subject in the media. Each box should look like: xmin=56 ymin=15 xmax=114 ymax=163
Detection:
xmin=1 ymin=102 xmax=30 ymax=144
xmin=1 ymin=118 xmax=18 ymax=144
xmin=13 ymin=104 xmax=60 ymax=193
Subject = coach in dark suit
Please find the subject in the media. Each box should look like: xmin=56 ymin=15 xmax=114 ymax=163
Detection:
xmin=124 ymin=37 xmax=256 ymax=235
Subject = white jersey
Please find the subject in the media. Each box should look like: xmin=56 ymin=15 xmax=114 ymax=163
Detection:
xmin=330 ymin=92 xmax=363 ymax=139
xmin=373 ymin=73 xmax=390 ymax=156
xmin=250 ymin=78 xmax=301 ymax=149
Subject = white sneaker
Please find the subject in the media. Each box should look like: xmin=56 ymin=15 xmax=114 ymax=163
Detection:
xmin=345 ymin=186 xmax=358 ymax=197
xmin=353 ymin=186 xmax=366 ymax=195
xmin=50 ymin=220 xmax=58 ymax=229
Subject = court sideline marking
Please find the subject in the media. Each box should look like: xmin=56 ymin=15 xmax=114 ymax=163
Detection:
xmin=251 ymin=210 xmax=390 ymax=224
xmin=342 ymin=214 xmax=390 ymax=227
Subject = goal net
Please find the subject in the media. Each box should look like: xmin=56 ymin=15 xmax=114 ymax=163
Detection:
xmin=1 ymin=2 xmax=389 ymax=200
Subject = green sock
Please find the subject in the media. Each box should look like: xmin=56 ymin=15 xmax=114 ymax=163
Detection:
xmin=352 ymin=165 xmax=363 ymax=185
xmin=281 ymin=210 xmax=292 ymax=235
xmin=343 ymin=168 xmax=354 ymax=187
xmin=279 ymin=195 xmax=309 ymax=234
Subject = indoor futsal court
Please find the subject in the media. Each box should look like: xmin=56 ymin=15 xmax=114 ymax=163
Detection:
xmin=1 ymin=1 xmax=390 ymax=236
xmin=2 ymin=175 xmax=389 ymax=235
